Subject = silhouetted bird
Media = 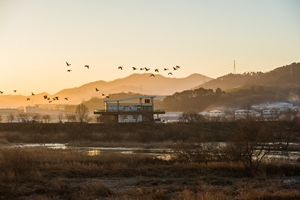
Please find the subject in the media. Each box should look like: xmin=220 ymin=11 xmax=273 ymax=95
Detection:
xmin=55 ymin=96 xmax=59 ymax=100
xmin=0 ymin=91 xmax=3 ymax=94
xmin=49 ymin=101 xmax=52 ymax=103
xmin=176 ymin=65 xmax=180 ymax=69
xmin=102 ymin=94 xmax=105 ymax=96
xmin=13 ymin=90 xmax=17 ymax=93
xmin=150 ymin=74 xmax=155 ymax=77
xmin=84 ymin=65 xmax=89 ymax=69
xmin=95 ymin=88 xmax=99 ymax=92
xmin=145 ymin=67 xmax=150 ymax=71
xmin=65 ymin=97 xmax=68 ymax=100
xmin=67 ymin=70 xmax=71 ymax=72
xmin=106 ymin=96 xmax=109 ymax=98
xmin=43 ymin=95 xmax=48 ymax=99
xmin=47 ymin=98 xmax=50 ymax=100
xmin=66 ymin=62 xmax=71 ymax=66
xmin=173 ymin=67 xmax=177 ymax=70
xmin=118 ymin=66 xmax=123 ymax=70
xmin=132 ymin=67 xmax=137 ymax=70
xmin=31 ymin=92 xmax=35 ymax=96
xmin=27 ymin=98 xmax=30 ymax=101
xmin=168 ymin=72 xmax=173 ymax=75
xmin=155 ymin=69 xmax=159 ymax=72
xmin=53 ymin=98 xmax=56 ymax=100
xmin=140 ymin=68 xmax=144 ymax=70
xmin=164 ymin=68 xmax=169 ymax=71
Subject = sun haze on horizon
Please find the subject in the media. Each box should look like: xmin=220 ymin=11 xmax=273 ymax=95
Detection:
xmin=0 ymin=0 xmax=299 ymax=95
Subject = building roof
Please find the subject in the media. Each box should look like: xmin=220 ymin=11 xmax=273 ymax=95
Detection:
xmin=103 ymin=95 xmax=156 ymax=103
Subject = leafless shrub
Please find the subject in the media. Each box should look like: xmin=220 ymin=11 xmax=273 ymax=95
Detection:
xmin=174 ymin=142 xmax=224 ymax=164
xmin=66 ymin=113 xmax=76 ymax=122
xmin=18 ymin=113 xmax=30 ymax=122
xmin=0 ymin=148 xmax=39 ymax=198
xmin=32 ymin=113 xmax=41 ymax=123
xmin=180 ymin=111 xmax=207 ymax=123
xmin=42 ymin=114 xmax=51 ymax=123
xmin=6 ymin=113 xmax=14 ymax=123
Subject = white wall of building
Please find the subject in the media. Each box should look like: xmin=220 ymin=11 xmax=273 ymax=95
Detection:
xmin=118 ymin=114 xmax=142 ymax=123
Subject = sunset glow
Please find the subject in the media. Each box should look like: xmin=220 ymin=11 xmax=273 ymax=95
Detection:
xmin=1 ymin=0 xmax=299 ymax=95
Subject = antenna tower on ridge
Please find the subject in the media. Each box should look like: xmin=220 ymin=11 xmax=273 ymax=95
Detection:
xmin=233 ymin=60 xmax=236 ymax=74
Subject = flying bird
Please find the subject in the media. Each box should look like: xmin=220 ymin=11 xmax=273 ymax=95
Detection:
xmin=49 ymin=101 xmax=52 ymax=103
xmin=106 ymin=96 xmax=109 ymax=98
xmin=164 ymin=68 xmax=169 ymax=71
xmin=65 ymin=97 xmax=68 ymax=100
xmin=13 ymin=90 xmax=17 ymax=93
xmin=0 ymin=91 xmax=3 ymax=94
xmin=27 ymin=98 xmax=30 ymax=101
xmin=173 ymin=67 xmax=177 ymax=70
xmin=118 ymin=66 xmax=123 ymax=70
xmin=168 ymin=72 xmax=173 ymax=75
xmin=155 ymin=69 xmax=159 ymax=73
xmin=66 ymin=62 xmax=71 ymax=66
xmin=95 ymin=88 xmax=99 ymax=92
xmin=132 ymin=67 xmax=137 ymax=70
xmin=43 ymin=95 xmax=48 ymax=99
xmin=67 ymin=70 xmax=72 ymax=72
xmin=176 ymin=65 xmax=180 ymax=69
xmin=150 ymin=74 xmax=155 ymax=77
xmin=145 ymin=67 xmax=150 ymax=71
xmin=102 ymin=94 xmax=105 ymax=96
xmin=140 ymin=68 xmax=144 ymax=70
xmin=55 ymin=96 xmax=59 ymax=100
xmin=31 ymin=92 xmax=35 ymax=96
xmin=84 ymin=65 xmax=89 ymax=69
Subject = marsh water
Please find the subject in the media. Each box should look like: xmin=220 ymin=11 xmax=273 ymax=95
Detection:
xmin=12 ymin=143 xmax=300 ymax=162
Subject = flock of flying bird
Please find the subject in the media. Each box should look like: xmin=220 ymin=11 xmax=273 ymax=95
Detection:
xmin=0 ymin=62 xmax=181 ymax=103
xmin=117 ymin=65 xmax=180 ymax=77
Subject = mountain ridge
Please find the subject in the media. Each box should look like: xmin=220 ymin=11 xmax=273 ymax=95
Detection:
xmin=0 ymin=73 xmax=211 ymax=107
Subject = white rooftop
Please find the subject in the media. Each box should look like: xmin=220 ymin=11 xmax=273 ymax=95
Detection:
xmin=103 ymin=95 xmax=156 ymax=103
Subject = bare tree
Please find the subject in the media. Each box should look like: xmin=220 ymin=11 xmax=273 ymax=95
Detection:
xmin=66 ymin=113 xmax=77 ymax=122
xmin=58 ymin=113 xmax=63 ymax=123
xmin=180 ymin=111 xmax=206 ymax=123
xmin=18 ymin=113 xmax=30 ymax=123
xmin=75 ymin=103 xmax=89 ymax=123
xmin=6 ymin=114 xmax=14 ymax=123
xmin=31 ymin=113 xmax=41 ymax=123
xmin=42 ymin=114 xmax=51 ymax=123
xmin=226 ymin=119 xmax=273 ymax=175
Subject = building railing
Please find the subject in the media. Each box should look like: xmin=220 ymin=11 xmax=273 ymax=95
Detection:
xmin=94 ymin=109 xmax=165 ymax=113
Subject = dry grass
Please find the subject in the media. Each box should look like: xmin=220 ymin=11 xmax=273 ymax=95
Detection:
xmin=0 ymin=122 xmax=299 ymax=199
xmin=0 ymin=146 xmax=299 ymax=199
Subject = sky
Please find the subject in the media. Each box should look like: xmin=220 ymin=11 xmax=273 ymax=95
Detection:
xmin=0 ymin=0 xmax=299 ymax=96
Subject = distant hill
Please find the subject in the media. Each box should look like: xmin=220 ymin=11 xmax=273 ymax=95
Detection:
xmin=197 ymin=62 xmax=300 ymax=91
xmin=0 ymin=73 xmax=211 ymax=108
xmin=164 ymin=63 xmax=300 ymax=112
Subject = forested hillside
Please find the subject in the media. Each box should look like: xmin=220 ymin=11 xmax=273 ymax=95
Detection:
xmin=197 ymin=62 xmax=300 ymax=91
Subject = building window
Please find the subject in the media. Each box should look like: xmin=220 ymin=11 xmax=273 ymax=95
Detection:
xmin=145 ymin=99 xmax=150 ymax=103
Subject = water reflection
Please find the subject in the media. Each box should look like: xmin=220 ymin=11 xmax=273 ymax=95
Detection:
xmin=11 ymin=143 xmax=300 ymax=162
xmin=87 ymin=149 xmax=101 ymax=156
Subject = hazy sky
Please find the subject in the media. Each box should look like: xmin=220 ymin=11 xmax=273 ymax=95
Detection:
xmin=1 ymin=0 xmax=299 ymax=95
